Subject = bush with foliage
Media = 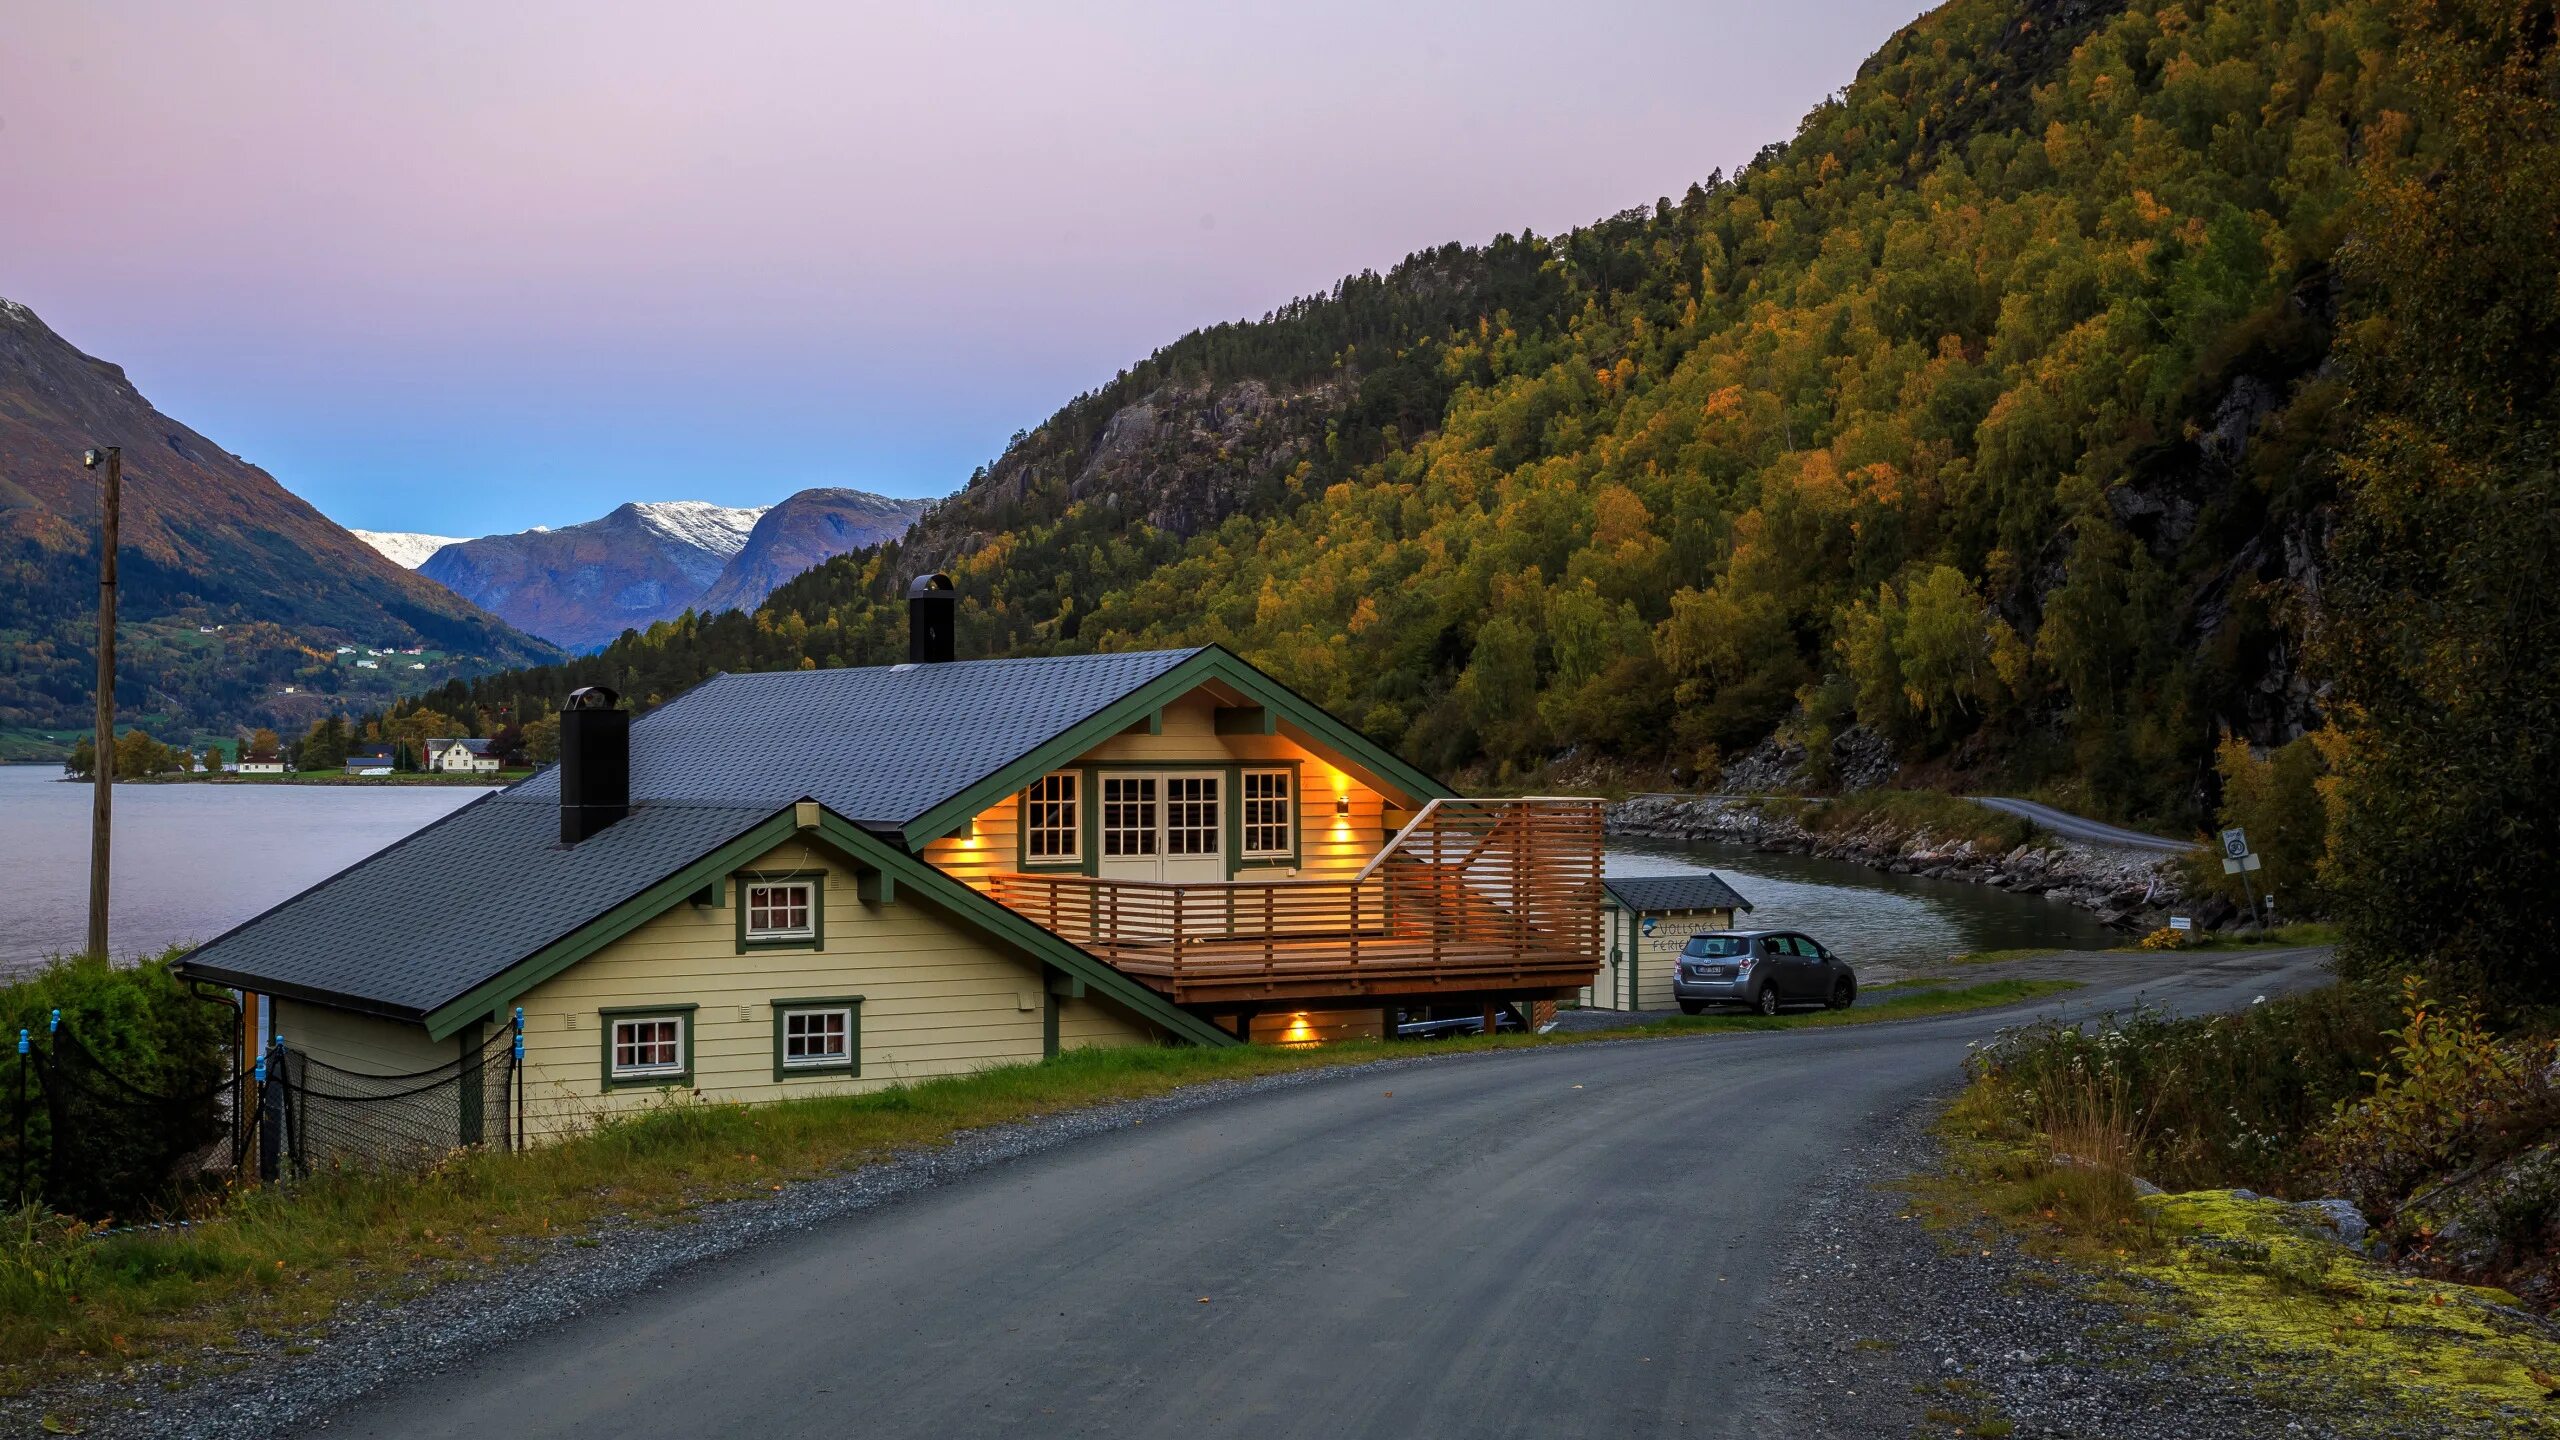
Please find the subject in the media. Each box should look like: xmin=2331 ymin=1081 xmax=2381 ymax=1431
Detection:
xmin=2310 ymin=980 xmax=2557 ymax=1216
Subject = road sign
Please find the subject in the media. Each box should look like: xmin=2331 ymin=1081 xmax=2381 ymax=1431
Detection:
xmin=2223 ymin=854 xmax=2263 ymax=875
xmin=2220 ymin=827 xmax=2251 ymax=860
xmin=2169 ymin=915 xmax=2194 ymax=932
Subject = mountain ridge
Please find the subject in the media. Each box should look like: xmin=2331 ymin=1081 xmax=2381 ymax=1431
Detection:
xmin=0 ymin=296 xmax=560 ymax=747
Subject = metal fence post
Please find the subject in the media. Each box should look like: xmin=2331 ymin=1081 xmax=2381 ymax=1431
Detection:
xmin=14 ymin=1028 xmax=27 ymax=1208
xmin=257 ymin=1040 xmax=282 ymax=1183
xmin=511 ymin=1008 xmax=525 ymax=1153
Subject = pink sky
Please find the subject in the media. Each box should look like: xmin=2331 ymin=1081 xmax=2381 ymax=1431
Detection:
xmin=1 ymin=1 xmax=1927 ymax=532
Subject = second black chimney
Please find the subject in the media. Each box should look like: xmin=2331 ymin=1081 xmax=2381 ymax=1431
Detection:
xmin=908 ymin=572 xmax=956 ymax=663
xmin=559 ymin=686 xmax=630 ymax=844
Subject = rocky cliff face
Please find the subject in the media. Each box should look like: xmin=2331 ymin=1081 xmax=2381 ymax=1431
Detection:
xmin=696 ymin=488 xmax=927 ymax=614
xmin=0 ymin=296 xmax=557 ymax=739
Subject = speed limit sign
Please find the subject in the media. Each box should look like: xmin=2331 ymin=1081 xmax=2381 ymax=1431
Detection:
xmin=2221 ymin=827 xmax=2251 ymax=860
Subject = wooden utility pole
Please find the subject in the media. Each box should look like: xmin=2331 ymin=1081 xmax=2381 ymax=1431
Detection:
xmin=87 ymin=446 xmax=121 ymax=961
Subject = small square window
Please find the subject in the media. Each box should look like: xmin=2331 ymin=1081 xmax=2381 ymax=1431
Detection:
xmin=1242 ymin=770 xmax=1294 ymax=858
xmin=772 ymin=999 xmax=861 ymax=1079
xmin=607 ymin=1014 xmax=688 ymax=1084
xmin=742 ymin=879 xmax=818 ymax=944
xmin=1024 ymin=773 xmax=1079 ymax=862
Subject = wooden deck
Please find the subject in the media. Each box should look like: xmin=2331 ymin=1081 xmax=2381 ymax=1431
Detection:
xmin=986 ymin=798 xmax=1605 ymax=1007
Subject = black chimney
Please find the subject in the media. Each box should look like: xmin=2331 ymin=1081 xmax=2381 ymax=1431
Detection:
xmin=907 ymin=572 xmax=956 ymax=664
xmin=559 ymin=686 xmax=629 ymax=844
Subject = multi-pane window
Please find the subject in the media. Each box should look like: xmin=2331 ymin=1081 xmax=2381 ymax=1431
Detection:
xmin=1241 ymin=770 xmax=1293 ymax=857
xmin=745 ymin=881 xmax=816 ymax=941
xmin=610 ymin=1016 xmax=685 ymax=1080
xmin=1164 ymin=775 xmax=1220 ymax=857
xmin=1102 ymin=776 xmax=1159 ymax=857
xmin=780 ymin=1007 xmax=852 ymax=1068
xmin=1024 ymin=773 xmax=1079 ymax=862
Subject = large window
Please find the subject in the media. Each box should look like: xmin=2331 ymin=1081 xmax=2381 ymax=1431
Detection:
xmin=602 ymin=1008 xmax=693 ymax=1089
xmin=746 ymin=881 xmax=815 ymax=940
xmin=1101 ymin=776 xmax=1159 ymax=858
xmin=1024 ymin=773 xmax=1079 ymax=862
xmin=1164 ymin=775 xmax=1220 ymax=857
xmin=1241 ymin=769 xmax=1294 ymax=858
xmin=772 ymin=997 xmax=861 ymax=1079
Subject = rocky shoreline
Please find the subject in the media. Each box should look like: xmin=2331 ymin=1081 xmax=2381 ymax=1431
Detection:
xmin=1607 ymin=792 xmax=2189 ymax=933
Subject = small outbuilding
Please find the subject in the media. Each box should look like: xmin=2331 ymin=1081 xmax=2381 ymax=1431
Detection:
xmin=1579 ymin=872 xmax=1756 ymax=1012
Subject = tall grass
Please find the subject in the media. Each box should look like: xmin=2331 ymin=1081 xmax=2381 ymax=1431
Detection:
xmin=1800 ymin=790 xmax=2044 ymax=853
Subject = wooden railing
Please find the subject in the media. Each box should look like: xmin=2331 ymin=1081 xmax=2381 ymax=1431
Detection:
xmin=985 ymin=798 xmax=1605 ymax=1001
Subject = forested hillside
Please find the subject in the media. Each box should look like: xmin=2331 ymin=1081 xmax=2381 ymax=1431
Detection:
xmin=438 ymin=0 xmax=2424 ymax=828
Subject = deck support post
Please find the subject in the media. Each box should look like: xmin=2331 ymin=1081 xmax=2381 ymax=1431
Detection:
xmin=1482 ymin=998 xmax=1500 ymax=1037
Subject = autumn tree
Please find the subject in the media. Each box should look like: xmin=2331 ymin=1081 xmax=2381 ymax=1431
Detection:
xmin=2322 ymin=0 xmax=2560 ymax=1007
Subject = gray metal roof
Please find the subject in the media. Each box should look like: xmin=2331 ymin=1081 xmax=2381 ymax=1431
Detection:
xmin=182 ymin=796 xmax=777 ymax=1020
xmin=181 ymin=649 xmax=1211 ymax=1018
xmin=1603 ymin=873 xmax=1755 ymax=914
xmin=511 ymin=649 xmax=1207 ymax=828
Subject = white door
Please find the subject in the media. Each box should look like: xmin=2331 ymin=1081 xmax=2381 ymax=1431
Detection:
xmin=1095 ymin=772 xmax=1223 ymax=882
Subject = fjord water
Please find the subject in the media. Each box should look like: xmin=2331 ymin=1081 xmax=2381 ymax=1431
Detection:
xmin=0 ymin=765 xmax=2116 ymax=978
xmin=0 ymin=764 xmax=491 ymax=974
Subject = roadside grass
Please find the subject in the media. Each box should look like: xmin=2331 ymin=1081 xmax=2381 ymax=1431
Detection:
xmin=2 ymin=976 xmax=2073 ymax=1398
xmin=1942 ymin=924 xmax=2341 ymax=968
xmin=1920 ymin=985 xmax=2560 ymax=1433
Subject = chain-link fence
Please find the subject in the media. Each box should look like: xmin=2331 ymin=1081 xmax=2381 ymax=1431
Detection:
xmin=11 ymin=1009 xmax=526 ymax=1216
xmin=269 ymin=1020 xmax=521 ymax=1176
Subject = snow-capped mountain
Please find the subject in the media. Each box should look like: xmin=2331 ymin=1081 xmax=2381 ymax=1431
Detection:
xmin=351 ymin=529 xmax=468 ymax=569
xmin=411 ymin=493 xmax=920 ymax=652
xmin=626 ymin=500 xmax=766 ymax=558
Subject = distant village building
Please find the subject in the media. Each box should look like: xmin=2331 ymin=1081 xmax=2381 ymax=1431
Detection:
xmin=239 ymin=751 xmax=285 ymax=776
xmin=357 ymin=660 xmax=380 ymax=669
xmin=345 ymin=749 xmax=397 ymax=775
xmin=423 ymin=737 xmax=501 ymax=775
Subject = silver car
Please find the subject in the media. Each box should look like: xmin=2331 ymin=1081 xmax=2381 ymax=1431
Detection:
xmin=1671 ymin=930 xmax=1857 ymax=1017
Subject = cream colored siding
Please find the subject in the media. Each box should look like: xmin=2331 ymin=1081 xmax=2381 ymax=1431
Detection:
xmin=274 ymin=998 xmax=454 ymax=1073
xmin=508 ymin=835 xmax=1161 ymax=1143
xmin=1581 ymin=906 xmax=1738 ymax=1010
xmin=1055 ymin=992 xmax=1161 ymax=1051
xmin=923 ymin=689 xmax=1403 ymax=888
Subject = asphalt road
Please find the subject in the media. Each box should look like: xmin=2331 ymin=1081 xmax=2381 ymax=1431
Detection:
xmin=325 ymin=949 xmax=2326 ymax=1440
xmin=1974 ymin=796 xmax=2197 ymax=853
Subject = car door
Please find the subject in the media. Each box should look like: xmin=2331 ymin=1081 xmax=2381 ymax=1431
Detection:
xmin=1757 ymin=935 xmax=1796 ymax=998
xmin=1790 ymin=935 xmax=1836 ymax=997
xmin=1777 ymin=934 xmax=1822 ymax=998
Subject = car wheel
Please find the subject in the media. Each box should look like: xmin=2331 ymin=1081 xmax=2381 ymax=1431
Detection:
xmin=1755 ymin=985 xmax=1782 ymax=1017
xmin=1829 ymin=976 xmax=1856 ymax=1010
xmin=1679 ymin=1000 xmax=1707 ymax=1016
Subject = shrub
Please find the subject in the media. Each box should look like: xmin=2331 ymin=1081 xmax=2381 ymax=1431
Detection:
xmin=2138 ymin=926 xmax=2190 ymax=951
xmin=1967 ymin=985 xmax=2395 ymax=1192
xmin=2310 ymin=979 xmax=2557 ymax=1213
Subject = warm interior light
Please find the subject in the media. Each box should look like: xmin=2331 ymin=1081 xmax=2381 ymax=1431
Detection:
xmin=960 ymin=814 xmax=980 ymax=847
xmin=1281 ymin=1012 xmax=1316 ymax=1045
xmin=1334 ymin=792 xmax=1351 ymax=820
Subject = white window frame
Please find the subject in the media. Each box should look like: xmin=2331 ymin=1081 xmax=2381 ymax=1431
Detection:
xmin=1023 ymin=772 xmax=1081 ymax=863
xmin=608 ymin=1013 xmax=687 ymax=1082
xmin=744 ymin=879 xmax=817 ymax=943
xmin=1101 ymin=775 xmax=1160 ymax=858
xmin=778 ymin=1006 xmax=854 ymax=1070
xmin=1241 ymin=769 xmax=1295 ymax=859
xmin=1162 ymin=774 xmax=1221 ymax=858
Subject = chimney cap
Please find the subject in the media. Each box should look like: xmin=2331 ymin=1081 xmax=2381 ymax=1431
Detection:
xmin=564 ymin=685 xmax=620 ymax=712
xmin=906 ymin=572 xmax=954 ymax=599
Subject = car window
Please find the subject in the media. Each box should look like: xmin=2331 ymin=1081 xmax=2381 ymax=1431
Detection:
xmin=1760 ymin=936 xmax=1791 ymax=955
xmin=1682 ymin=936 xmax=1745 ymax=958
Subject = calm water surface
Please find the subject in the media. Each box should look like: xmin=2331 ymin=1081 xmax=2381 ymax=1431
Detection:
xmin=0 ymin=765 xmax=491 ymax=972
xmin=0 ymin=766 xmax=2113 ymax=976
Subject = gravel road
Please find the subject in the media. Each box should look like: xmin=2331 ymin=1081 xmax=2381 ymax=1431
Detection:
xmin=26 ymin=948 xmax=2331 ymax=1440
xmin=1973 ymin=797 xmax=2198 ymax=854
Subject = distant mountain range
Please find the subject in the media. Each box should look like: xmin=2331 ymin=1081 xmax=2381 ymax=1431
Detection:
xmin=366 ymin=489 xmax=927 ymax=651
xmin=0 ymin=296 xmax=560 ymax=753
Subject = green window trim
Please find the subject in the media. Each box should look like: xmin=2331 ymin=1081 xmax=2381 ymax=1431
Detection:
xmin=600 ymin=1004 xmax=698 ymax=1091
xmin=1230 ymin=761 xmax=1303 ymax=870
xmin=770 ymin=995 xmax=864 ymax=1082
xmin=735 ymin=868 xmax=827 ymax=952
